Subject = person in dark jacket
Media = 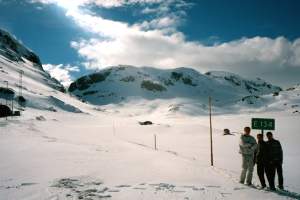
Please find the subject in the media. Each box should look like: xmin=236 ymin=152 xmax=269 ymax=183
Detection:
xmin=266 ymin=132 xmax=284 ymax=190
xmin=254 ymin=133 xmax=268 ymax=189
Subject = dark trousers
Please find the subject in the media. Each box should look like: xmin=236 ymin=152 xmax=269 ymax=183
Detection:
xmin=257 ymin=163 xmax=266 ymax=187
xmin=266 ymin=162 xmax=284 ymax=189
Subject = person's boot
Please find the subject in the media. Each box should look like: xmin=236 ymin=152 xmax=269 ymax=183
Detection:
xmin=269 ymin=187 xmax=276 ymax=191
xmin=259 ymin=185 xmax=266 ymax=190
xmin=278 ymin=185 xmax=284 ymax=190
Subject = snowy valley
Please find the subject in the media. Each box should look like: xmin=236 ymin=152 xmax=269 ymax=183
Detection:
xmin=0 ymin=28 xmax=300 ymax=200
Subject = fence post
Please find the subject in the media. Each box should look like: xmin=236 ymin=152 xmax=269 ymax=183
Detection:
xmin=4 ymin=81 xmax=8 ymax=106
xmin=113 ymin=121 xmax=116 ymax=136
xmin=11 ymin=99 xmax=14 ymax=118
xmin=209 ymin=96 xmax=214 ymax=166
xmin=4 ymin=81 xmax=8 ymax=121
xmin=154 ymin=134 xmax=157 ymax=150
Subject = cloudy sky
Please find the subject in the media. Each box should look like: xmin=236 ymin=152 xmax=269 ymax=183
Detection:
xmin=0 ymin=0 xmax=300 ymax=87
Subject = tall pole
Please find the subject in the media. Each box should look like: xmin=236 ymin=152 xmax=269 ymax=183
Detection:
xmin=11 ymin=99 xmax=14 ymax=117
xmin=154 ymin=134 xmax=157 ymax=150
xmin=209 ymin=96 xmax=214 ymax=166
xmin=4 ymin=81 xmax=8 ymax=120
xmin=113 ymin=121 xmax=116 ymax=136
xmin=4 ymin=81 xmax=8 ymax=106
xmin=19 ymin=70 xmax=24 ymax=97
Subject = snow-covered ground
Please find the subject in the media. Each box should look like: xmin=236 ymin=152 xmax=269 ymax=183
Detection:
xmin=1 ymin=28 xmax=300 ymax=199
xmin=1 ymin=105 xmax=300 ymax=200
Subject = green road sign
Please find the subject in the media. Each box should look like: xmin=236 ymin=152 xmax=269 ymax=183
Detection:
xmin=252 ymin=118 xmax=275 ymax=130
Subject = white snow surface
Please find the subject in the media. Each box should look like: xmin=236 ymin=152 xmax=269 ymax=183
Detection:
xmin=1 ymin=30 xmax=300 ymax=200
xmin=0 ymin=60 xmax=299 ymax=199
xmin=1 ymin=106 xmax=300 ymax=200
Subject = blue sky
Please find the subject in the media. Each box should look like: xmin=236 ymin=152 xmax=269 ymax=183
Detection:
xmin=0 ymin=0 xmax=300 ymax=86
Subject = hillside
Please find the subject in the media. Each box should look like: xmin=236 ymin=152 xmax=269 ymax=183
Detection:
xmin=68 ymin=65 xmax=282 ymax=114
xmin=0 ymin=28 xmax=85 ymax=113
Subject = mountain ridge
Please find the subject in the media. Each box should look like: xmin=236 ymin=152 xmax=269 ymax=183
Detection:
xmin=0 ymin=28 xmax=84 ymax=113
xmin=0 ymin=29 xmax=42 ymax=67
xmin=68 ymin=65 xmax=282 ymax=108
xmin=1 ymin=28 xmax=298 ymax=116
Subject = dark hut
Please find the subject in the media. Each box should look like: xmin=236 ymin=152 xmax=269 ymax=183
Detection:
xmin=0 ymin=104 xmax=12 ymax=118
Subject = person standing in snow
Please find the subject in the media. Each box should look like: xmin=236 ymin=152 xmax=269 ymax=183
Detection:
xmin=239 ymin=127 xmax=257 ymax=185
xmin=266 ymin=132 xmax=284 ymax=190
xmin=254 ymin=133 xmax=268 ymax=189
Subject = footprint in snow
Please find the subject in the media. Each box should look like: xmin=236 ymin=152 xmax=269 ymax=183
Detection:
xmin=115 ymin=184 xmax=131 ymax=188
xmin=181 ymin=186 xmax=205 ymax=191
xmin=42 ymin=136 xmax=57 ymax=142
xmin=133 ymin=187 xmax=147 ymax=190
xmin=206 ymin=185 xmax=221 ymax=188
xmin=20 ymin=182 xmax=37 ymax=187
xmin=51 ymin=177 xmax=111 ymax=199
xmin=220 ymin=192 xmax=232 ymax=197
xmin=108 ymin=189 xmax=120 ymax=193
xmin=192 ymin=187 xmax=205 ymax=191
xmin=233 ymin=187 xmax=247 ymax=190
xmin=173 ymin=190 xmax=186 ymax=193
xmin=4 ymin=182 xmax=37 ymax=189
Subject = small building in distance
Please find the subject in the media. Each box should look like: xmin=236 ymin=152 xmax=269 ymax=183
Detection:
xmin=0 ymin=104 xmax=12 ymax=118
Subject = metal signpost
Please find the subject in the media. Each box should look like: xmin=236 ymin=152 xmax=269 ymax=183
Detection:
xmin=251 ymin=118 xmax=275 ymax=135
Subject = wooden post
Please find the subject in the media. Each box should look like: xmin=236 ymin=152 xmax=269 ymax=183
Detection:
xmin=209 ymin=96 xmax=214 ymax=166
xmin=4 ymin=81 xmax=8 ymax=121
xmin=19 ymin=70 xmax=24 ymax=97
xmin=11 ymin=99 xmax=13 ymax=118
xmin=113 ymin=121 xmax=116 ymax=136
xmin=4 ymin=81 xmax=8 ymax=106
xmin=154 ymin=134 xmax=157 ymax=150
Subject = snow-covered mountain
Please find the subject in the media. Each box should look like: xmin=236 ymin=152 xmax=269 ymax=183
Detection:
xmin=0 ymin=29 xmax=65 ymax=91
xmin=264 ymin=84 xmax=300 ymax=114
xmin=0 ymin=29 xmax=42 ymax=66
xmin=68 ymin=65 xmax=282 ymax=113
xmin=1 ymin=28 xmax=298 ymax=116
xmin=0 ymin=29 xmax=83 ymax=113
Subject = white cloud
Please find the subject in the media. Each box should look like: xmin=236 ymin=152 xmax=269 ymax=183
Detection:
xmin=43 ymin=64 xmax=80 ymax=86
xmin=139 ymin=16 xmax=180 ymax=30
xmin=29 ymin=0 xmax=168 ymax=9
xmin=71 ymin=34 xmax=300 ymax=70
xmin=30 ymin=0 xmax=300 ymax=86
